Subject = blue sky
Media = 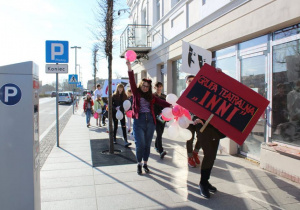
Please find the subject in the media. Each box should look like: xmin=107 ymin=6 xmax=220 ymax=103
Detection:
xmin=0 ymin=0 xmax=129 ymax=88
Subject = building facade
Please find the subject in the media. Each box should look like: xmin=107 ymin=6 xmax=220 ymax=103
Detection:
xmin=122 ymin=0 xmax=300 ymax=182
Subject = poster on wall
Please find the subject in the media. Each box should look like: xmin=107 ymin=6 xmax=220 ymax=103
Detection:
xmin=181 ymin=41 xmax=212 ymax=74
xmin=177 ymin=64 xmax=270 ymax=145
xmin=101 ymin=79 xmax=129 ymax=97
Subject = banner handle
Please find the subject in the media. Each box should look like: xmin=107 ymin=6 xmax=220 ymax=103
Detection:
xmin=200 ymin=114 xmax=214 ymax=133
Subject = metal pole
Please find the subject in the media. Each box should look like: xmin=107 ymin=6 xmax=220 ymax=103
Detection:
xmin=75 ymin=48 xmax=77 ymax=75
xmin=56 ymin=72 xmax=59 ymax=147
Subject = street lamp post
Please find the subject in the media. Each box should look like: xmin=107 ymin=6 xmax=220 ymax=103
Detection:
xmin=71 ymin=46 xmax=81 ymax=75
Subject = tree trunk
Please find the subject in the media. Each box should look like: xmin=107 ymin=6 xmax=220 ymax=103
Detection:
xmin=106 ymin=0 xmax=114 ymax=154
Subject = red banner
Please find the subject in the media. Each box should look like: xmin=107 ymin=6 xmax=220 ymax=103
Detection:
xmin=177 ymin=64 xmax=269 ymax=145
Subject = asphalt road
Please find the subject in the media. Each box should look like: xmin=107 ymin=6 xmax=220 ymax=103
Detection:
xmin=39 ymin=97 xmax=73 ymax=141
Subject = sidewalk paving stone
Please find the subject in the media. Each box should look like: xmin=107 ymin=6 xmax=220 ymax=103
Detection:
xmin=40 ymin=108 xmax=300 ymax=210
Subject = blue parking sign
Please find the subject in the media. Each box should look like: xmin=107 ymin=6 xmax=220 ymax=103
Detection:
xmin=46 ymin=40 xmax=69 ymax=63
xmin=76 ymin=82 xmax=81 ymax=87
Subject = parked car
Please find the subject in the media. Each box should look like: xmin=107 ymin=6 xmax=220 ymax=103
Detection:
xmin=58 ymin=92 xmax=73 ymax=104
xmin=51 ymin=91 xmax=56 ymax=98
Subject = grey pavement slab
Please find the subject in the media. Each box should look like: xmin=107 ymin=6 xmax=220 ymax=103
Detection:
xmin=41 ymin=198 xmax=97 ymax=210
xmin=40 ymin=107 xmax=300 ymax=210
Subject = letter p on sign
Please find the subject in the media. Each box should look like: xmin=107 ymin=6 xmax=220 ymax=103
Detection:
xmin=46 ymin=40 xmax=69 ymax=63
xmin=0 ymin=84 xmax=22 ymax=105
xmin=51 ymin=43 xmax=64 ymax=60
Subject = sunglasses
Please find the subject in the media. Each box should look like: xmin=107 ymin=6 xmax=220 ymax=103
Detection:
xmin=142 ymin=85 xmax=150 ymax=88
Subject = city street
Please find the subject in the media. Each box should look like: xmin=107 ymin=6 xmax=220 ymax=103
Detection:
xmin=39 ymin=97 xmax=73 ymax=141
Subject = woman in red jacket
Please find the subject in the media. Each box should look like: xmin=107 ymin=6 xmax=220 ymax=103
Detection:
xmin=83 ymin=93 xmax=94 ymax=127
xmin=126 ymin=60 xmax=171 ymax=175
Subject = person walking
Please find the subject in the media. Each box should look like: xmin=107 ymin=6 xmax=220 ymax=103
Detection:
xmin=93 ymin=84 xmax=102 ymax=101
xmin=83 ymin=93 xmax=94 ymax=127
xmin=180 ymin=75 xmax=203 ymax=168
xmin=126 ymin=89 xmax=133 ymax=134
xmin=94 ymin=94 xmax=104 ymax=127
xmin=126 ymin=60 xmax=172 ymax=175
xmin=112 ymin=83 xmax=131 ymax=147
xmin=154 ymin=82 xmax=167 ymax=159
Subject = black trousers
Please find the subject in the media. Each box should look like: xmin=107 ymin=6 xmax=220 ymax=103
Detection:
xmin=113 ymin=113 xmax=127 ymax=142
xmin=186 ymin=123 xmax=202 ymax=157
xmin=198 ymin=126 xmax=220 ymax=186
xmin=155 ymin=121 xmax=165 ymax=153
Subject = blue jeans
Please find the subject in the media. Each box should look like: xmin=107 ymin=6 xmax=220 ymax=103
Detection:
xmin=133 ymin=112 xmax=156 ymax=162
xmin=86 ymin=108 xmax=92 ymax=124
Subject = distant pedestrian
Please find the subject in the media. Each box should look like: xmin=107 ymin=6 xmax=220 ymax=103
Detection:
xmin=83 ymin=93 xmax=94 ymax=127
xmin=126 ymin=60 xmax=171 ymax=175
xmin=154 ymin=82 xmax=167 ymax=159
xmin=112 ymin=83 xmax=131 ymax=147
xmin=126 ymin=89 xmax=133 ymax=133
xmin=94 ymin=94 xmax=104 ymax=127
xmin=93 ymin=84 xmax=102 ymax=101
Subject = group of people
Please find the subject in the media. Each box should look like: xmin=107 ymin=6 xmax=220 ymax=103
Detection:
xmin=126 ymin=60 xmax=225 ymax=199
xmin=83 ymin=60 xmax=225 ymax=199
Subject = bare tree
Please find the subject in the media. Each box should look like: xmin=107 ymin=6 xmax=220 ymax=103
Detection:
xmin=92 ymin=44 xmax=99 ymax=90
xmin=94 ymin=0 xmax=115 ymax=153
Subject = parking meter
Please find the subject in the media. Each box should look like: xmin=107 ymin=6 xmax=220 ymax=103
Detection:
xmin=0 ymin=61 xmax=41 ymax=210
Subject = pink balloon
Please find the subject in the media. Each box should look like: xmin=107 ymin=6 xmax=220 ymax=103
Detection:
xmin=125 ymin=50 xmax=137 ymax=62
xmin=172 ymin=105 xmax=183 ymax=117
xmin=182 ymin=108 xmax=191 ymax=120
xmin=126 ymin=110 xmax=133 ymax=118
xmin=161 ymin=114 xmax=172 ymax=121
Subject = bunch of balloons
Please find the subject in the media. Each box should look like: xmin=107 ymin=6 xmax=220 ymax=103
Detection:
xmin=116 ymin=99 xmax=132 ymax=120
xmin=162 ymin=94 xmax=193 ymax=139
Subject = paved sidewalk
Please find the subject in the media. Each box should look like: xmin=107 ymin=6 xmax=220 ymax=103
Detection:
xmin=41 ymin=108 xmax=300 ymax=210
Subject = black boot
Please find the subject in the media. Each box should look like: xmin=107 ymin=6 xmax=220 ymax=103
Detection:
xmin=137 ymin=164 xmax=142 ymax=175
xmin=143 ymin=164 xmax=150 ymax=173
xmin=199 ymin=183 xmax=210 ymax=198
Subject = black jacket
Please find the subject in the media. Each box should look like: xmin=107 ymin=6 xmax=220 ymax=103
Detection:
xmin=154 ymin=93 xmax=166 ymax=116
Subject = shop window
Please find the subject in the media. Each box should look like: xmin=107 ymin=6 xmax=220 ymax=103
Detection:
xmin=213 ymin=46 xmax=237 ymax=79
xmin=239 ymin=35 xmax=268 ymax=50
xmin=172 ymin=59 xmax=187 ymax=96
xmin=272 ymin=40 xmax=300 ymax=146
xmin=273 ymin=23 xmax=300 ymax=41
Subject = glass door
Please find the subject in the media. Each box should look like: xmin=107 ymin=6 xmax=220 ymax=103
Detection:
xmin=240 ymin=54 xmax=267 ymax=160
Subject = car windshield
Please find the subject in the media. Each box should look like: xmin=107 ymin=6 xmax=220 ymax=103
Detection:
xmin=59 ymin=93 xmax=68 ymax=96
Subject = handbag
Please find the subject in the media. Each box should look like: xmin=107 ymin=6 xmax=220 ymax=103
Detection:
xmin=94 ymin=112 xmax=99 ymax=119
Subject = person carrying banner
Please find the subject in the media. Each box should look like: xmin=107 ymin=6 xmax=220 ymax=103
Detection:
xmin=180 ymin=75 xmax=203 ymax=168
xmin=126 ymin=60 xmax=171 ymax=175
xmin=112 ymin=83 xmax=131 ymax=147
xmin=154 ymin=82 xmax=167 ymax=159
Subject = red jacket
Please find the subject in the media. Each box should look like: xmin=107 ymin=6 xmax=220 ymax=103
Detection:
xmin=128 ymin=70 xmax=171 ymax=124
xmin=83 ymin=100 xmax=94 ymax=112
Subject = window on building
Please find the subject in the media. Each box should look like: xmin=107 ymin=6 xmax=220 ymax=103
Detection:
xmin=171 ymin=0 xmax=180 ymax=8
xmin=202 ymin=0 xmax=206 ymax=5
xmin=271 ymin=39 xmax=300 ymax=146
xmin=160 ymin=65 xmax=165 ymax=91
xmin=273 ymin=23 xmax=300 ymax=41
xmin=172 ymin=59 xmax=187 ymax=96
xmin=213 ymin=46 xmax=237 ymax=79
xmin=154 ymin=0 xmax=161 ymax=24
